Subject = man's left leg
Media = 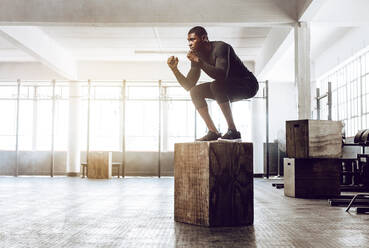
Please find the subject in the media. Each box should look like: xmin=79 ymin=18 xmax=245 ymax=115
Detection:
xmin=210 ymin=81 xmax=241 ymax=140
xmin=210 ymin=76 xmax=258 ymax=140
xmin=218 ymin=101 xmax=236 ymax=131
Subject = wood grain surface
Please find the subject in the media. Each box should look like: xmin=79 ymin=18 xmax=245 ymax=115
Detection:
xmin=284 ymin=158 xmax=340 ymax=198
xmin=87 ymin=151 xmax=112 ymax=179
xmin=174 ymin=141 xmax=253 ymax=227
xmin=286 ymin=120 xmax=342 ymax=158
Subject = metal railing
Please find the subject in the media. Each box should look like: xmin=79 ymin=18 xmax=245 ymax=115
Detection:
xmin=315 ymin=81 xmax=332 ymax=120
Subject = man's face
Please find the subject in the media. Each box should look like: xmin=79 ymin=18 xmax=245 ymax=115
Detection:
xmin=187 ymin=33 xmax=203 ymax=52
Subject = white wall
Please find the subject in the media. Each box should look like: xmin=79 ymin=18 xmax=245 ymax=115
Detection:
xmin=0 ymin=60 xmax=254 ymax=82
xmin=78 ymin=61 xmax=192 ymax=81
xmin=78 ymin=61 xmax=254 ymax=81
xmin=252 ymin=81 xmax=297 ymax=174
xmin=269 ymin=81 xmax=298 ymax=142
xmin=0 ymin=62 xmax=66 ymax=80
xmin=0 ymin=151 xmax=173 ymax=176
xmin=314 ymin=27 xmax=369 ymax=79
xmin=251 ymin=98 xmax=265 ymax=174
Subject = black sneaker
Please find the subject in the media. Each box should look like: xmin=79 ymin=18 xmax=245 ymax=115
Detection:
xmin=219 ymin=129 xmax=241 ymax=141
xmin=196 ymin=131 xmax=221 ymax=141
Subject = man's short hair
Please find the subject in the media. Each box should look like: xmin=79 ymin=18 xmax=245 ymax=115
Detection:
xmin=188 ymin=26 xmax=208 ymax=38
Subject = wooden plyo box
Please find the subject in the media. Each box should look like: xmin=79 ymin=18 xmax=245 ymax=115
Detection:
xmin=286 ymin=120 xmax=343 ymax=158
xmin=284 ymin=158 xmax=340 ymax=198
xmin=174 ymin=141 xmax=253 ymax=227
xmin=87 ymin=151 xmax=112 ymax=179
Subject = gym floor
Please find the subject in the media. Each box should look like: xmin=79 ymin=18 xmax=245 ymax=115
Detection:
xmin=0 ymin=177 xmax=368 ymax=248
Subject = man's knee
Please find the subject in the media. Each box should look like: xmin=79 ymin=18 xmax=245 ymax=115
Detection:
xmin=210 ymin=80 xmax=227 ymax=93
xmin=189 ymin=86 xmax=201 ymax=100
xmin=189 ymin=85 xmax=208 ymax=109
xmin=210 ymin=80 xmax=228 ymax=103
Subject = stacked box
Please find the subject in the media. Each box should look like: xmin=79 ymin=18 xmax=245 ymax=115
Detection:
xmin=286 ymin=119 xmax=343 ymax=158
xmin=284 ymin=158 xmax=340 ymax=197
xmin=284 ymin=120 xmax=343 ymax=198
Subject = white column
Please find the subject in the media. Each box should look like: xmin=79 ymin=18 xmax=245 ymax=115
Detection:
xmin=32 ymin=86 xmax=38 ymax=150
xmin=295 ymin=22 xmax=311 ymax=119
xmin=251 ymin=99 xmax=265 ymax=174
xmin=310 ymin=61 xmax=317 ymax=118
xmin=67 ymin=81 xmax=81 ymax=176
xmin=162 ymin=100 xmax=168 ymax=152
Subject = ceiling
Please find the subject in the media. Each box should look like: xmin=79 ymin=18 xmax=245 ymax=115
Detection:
xmin=0 ymin=0 xmax=369 ymax=80
xmin=38 ymin=26 xmax=271 ymax=62
xmin=0 ymin=0 xmax=298 ymax=67
xmin=0 ymin=35 xmax=34 ymax=62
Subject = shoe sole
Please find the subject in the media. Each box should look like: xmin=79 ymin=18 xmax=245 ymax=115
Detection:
xmin=217 ymin=138 xmax=242 ymax=142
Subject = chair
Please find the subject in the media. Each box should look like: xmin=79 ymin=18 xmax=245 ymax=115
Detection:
xmin=81 ymin=162 xmax=88 ymax=178
xmin=112 ymin=162 xmax=122 ymax=178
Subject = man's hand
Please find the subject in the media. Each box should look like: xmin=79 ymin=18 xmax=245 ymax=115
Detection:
xmin=167 ymin=56 xmax=179 ymax=70
xmin=187 ymin=51 xmax=199 ymax=63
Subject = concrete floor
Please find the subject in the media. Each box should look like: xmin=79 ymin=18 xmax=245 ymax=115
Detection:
xmin=0 ymin=177 xmax=368 ymax=248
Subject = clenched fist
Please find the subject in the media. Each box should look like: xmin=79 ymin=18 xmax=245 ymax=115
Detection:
xmin=187 ymin=51 xmax=199 ymax=63
xmin=167 ymin=56 xmax=178 ymax=70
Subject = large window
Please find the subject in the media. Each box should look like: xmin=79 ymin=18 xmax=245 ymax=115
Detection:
xmin=126 ymin=84 xmax=159 ymax=151
xmin=317 ymin=49 xmax=369 ymax=137
xmin=0 ymin=84 xmax=18 ymax=150
xmin=1 ymin=80 xmax=253 ymax=152
xmin=0 ymin=81 xmax=69 ymax=151
xmin=90 ymin=84 xmax=122 ymax=151
xmin=164 ymin=85 xmax=196 ymax=151
xmin=54 ymin=84 xmax=69 ymax=151
xmin=35 ymin=85 xmax=53 ymax=150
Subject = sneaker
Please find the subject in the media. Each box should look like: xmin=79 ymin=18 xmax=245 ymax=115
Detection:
xmin=219 ymin=129 xmax=241 ymax=141
xmin=196 ymin=131 xmax=221 ymax=141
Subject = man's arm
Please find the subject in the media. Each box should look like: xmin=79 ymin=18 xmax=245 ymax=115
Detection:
xmin=167 ymin=56 xmax=200 ymax=91
xmin=199 ymin=44 xmax=230 ymax=81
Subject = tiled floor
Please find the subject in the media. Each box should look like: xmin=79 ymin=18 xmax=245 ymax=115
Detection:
xmin=0 ymin=177 xmax=368 ymax=248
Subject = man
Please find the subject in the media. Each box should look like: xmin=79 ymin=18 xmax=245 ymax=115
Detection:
xmin=167 ymin=26 xmax=259 ymax=141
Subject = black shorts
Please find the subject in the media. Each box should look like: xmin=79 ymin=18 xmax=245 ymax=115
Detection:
xmin=189 ymin=74 xmax=259 ymax=108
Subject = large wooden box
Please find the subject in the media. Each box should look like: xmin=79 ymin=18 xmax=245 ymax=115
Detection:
xmin=174 ymin=141 xmax=253 ymax=227
xmin=87 ymin=151 xmax=112 ymax=179
xmin=286 ymin=120 xmax=343 ymax=158
xmin=284 ymin=158 xmax=340 ymax=198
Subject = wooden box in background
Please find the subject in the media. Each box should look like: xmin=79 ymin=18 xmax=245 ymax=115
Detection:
xmin=87 ymin=151 xmax=112 ymax=179
xmin=284 ymin=158 xmax=340 ymax=198
xmin=174 ymin=141 xmax=253 ymax=227
xmin=286 ymin=120 xmax=343 ymax=158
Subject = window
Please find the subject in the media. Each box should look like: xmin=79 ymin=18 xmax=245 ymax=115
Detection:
xmin=81 ymin=83 xmax=122 ymax=152
xmin=164 ymin=85 xmax=195 ymax=151
xmin=126 ymin=84 xmax=159 ymax=151
xmin=90 ymin=85 xmax=122 ymax=151
xmin=54 ymin=84 xmax=69 ymax=151
xmin=317 ymin=48 xmax=369 ymax=137
xmin=0 ymin=84 xmax=18 ymax=150
xmin=126 ymin=100 xmax=159 ymax=151
xmin=1 ymin=80 xmax=253 ymax=153
xmin=36 ymin=85 xmax=53 ymax=150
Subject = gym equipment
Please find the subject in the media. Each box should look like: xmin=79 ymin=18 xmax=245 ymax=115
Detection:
xmin=354 ymin=129 xmax=369 ymax=145
xmin=345 ymin=193 xmax=369 ymax=212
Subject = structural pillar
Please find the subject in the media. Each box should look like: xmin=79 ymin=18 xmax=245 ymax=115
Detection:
xmin=251 ymin=98 xmax=265 ymax=174
xmin=295 ymin=22 xmax=311 ymax=119
xmin=67 ymin=81 xmax=81 ymax=176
